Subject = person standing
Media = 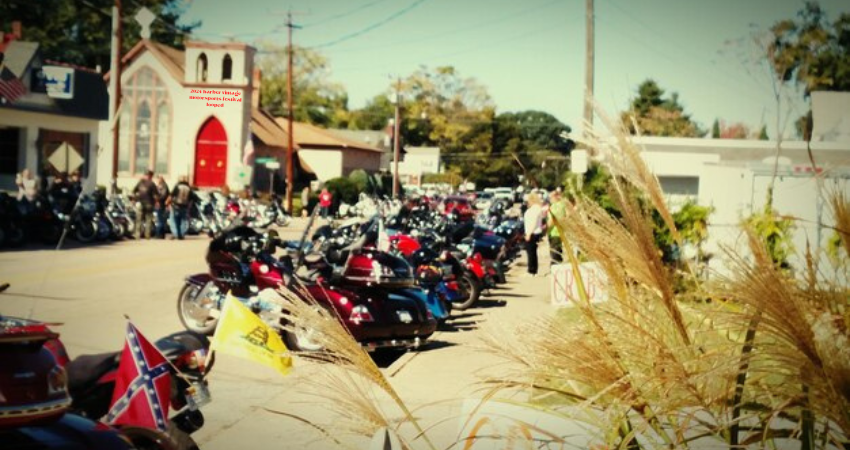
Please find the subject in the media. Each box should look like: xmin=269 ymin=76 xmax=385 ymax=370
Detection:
xmin=153 ymin=175 xmax=170 ymax=239
xmin=523 ymin=192 xmax=544 ymax=277
xmin=300 ymin=187 xmax=310 ymax=217
xmin=132 ymin=170 xmax=158 ymax=239
xmin=319 ymin=187 xmax=332 ymax=219
xmin=547 ymin=190 xmax=568 ymax=266
xmin=169 ymin=176 xmax=196 ymax=240
xmin=15 ymin=169 xmax=39 ymax=213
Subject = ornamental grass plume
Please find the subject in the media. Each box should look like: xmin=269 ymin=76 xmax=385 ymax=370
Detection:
xmin=475 ymin=105 xmax=849 ymax=449
xmin=267 ymin=283 xmax=433 ymax=450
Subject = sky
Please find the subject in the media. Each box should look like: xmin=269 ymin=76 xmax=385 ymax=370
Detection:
xmin=180 ymin=0 xmax=850 ymax=139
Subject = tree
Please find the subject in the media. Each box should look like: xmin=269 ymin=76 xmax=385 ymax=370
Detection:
xmin=767 ymin=2 xmax=850 ymax=138
xmin=348 ymin=94 xmax=394 ymax=131
xmin=1 ymin=0 xmax=198 ymax=70
xmin=495 ymin=111 xmax=572 ymax=152
xmin=256 ymin=43 xmax=349 ymax=127
xmin=719 ymin=121 xmax=751 ymax=139
xmin=621 ymin=79 xmax=705 ymax=137
xmin=711 ymin=119 xmax=721 ymax=138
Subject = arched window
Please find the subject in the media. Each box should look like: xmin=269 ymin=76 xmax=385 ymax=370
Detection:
xmin=222 ymin=54 xmax=233 ymax=81
xmin=117 ymin=66 xmax=172 ymax=176
xmin=134 ymin=101 xmax=152 ymax=172
xmin=197 ymin=53 xmax=208 ymax=82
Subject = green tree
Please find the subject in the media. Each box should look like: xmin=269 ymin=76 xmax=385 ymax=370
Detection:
xmin=256 ymin=43 xmax=349 ymax=127
xmin=768 ymin=2 xmax=850 ymax=138
xmin=711 ymin=119 xmax=721 ymax=138
xmin=348 ymin=94 xmax=394 ymax=130
xmin=495 ymin=111 xmax=571 ymax=152
xmin=621 ymin=79 xmax=705 ymax=137
xmin=757 ymin=125 xmax=769 ymax=140
xmin=1 ymin=0 xmax=197 ymax=70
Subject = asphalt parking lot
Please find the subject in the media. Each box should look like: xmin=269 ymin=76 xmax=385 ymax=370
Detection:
xmin=0 ymin=220 xmax=556 ymax=449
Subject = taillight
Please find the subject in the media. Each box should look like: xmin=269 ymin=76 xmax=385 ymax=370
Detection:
xmin=473 ymin=252 xmax=483 ymax=263
xmin=349 ymin=305 xmax=374 ymax=324
xmin=47 ymin=366 xmax=68 ymax=396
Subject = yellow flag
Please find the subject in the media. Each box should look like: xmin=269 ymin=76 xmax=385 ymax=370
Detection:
xmin=210 ymin=293 xmax=292 ymax=376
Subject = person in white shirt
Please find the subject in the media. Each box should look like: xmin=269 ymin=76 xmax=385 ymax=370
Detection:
xmin=523 ymin=192 xmax=544 ymax=276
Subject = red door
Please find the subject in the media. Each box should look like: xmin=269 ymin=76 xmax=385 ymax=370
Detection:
xmin=194 ymin=117 xmax=228 ymax=187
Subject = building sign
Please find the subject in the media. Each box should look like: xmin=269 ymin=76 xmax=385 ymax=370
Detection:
xmin=43 ymin=66 xmax=74 ymax=99
xmin=550 ymin=262 xmax=609 ymax=307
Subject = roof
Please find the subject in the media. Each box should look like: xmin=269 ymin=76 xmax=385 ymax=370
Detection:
xmin=0 ymin=41 xmax=108 ymax=120
xmin=626 ymin=135 xmax=850 ymax=168
xmin=107 ymin=39 xmax=185 ymax=82
xmin=325 ymin=129 xmax=390 ymax=150
xmin=275 ymin=120 xmax=385 ymax=153
xmin=251 ymin=108 xmax=295 ymax=149
xmin=2 ymin=41 xmax=39 ymax=78
xmin=404 ymin=146 xmax=440 ymax=155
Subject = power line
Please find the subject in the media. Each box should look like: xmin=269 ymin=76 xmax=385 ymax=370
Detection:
xmin=311 ymin=0 xmax=430 ymax=49
xmin=300 ymin=0 xmax=392 ymax=28
xmin=319 ymin=0 xmax=562 ymax=55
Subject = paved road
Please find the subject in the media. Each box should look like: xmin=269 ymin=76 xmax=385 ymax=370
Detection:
xmin=0 ymin=222 xmax=557 ymax=449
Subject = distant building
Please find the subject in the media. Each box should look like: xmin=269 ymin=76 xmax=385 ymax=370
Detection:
xmin=622 ymin=135 xmax=850 ymax=277
xmin=811 ymin=91 xmax=850 ymax=142
xmin=283 ymin=121 xmax=385 ymax=181
xmin=97 ymin=39 xmax=258 ymax=190
xmin=325 ymin=128 xmax=392 ymax=170
xmin=397 ymin=146 xmax=441 ymax=187
xmin=0 ymin=38 xmax=108 ymax=190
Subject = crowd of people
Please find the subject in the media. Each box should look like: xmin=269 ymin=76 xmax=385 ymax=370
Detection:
xmin=132 ymin=170 xmax=197 ymax=240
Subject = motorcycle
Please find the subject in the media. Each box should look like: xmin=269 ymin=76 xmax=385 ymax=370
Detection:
xmin=0 ymin=304 xmax=203 ymax=449
xmin=177 ymin=212 xmax=437 ymax=353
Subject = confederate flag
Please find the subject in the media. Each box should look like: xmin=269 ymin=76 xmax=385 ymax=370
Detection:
xmin=106 ymin=323 xmax=171 ymax=431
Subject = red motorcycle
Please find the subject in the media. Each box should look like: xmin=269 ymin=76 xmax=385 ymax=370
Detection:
xmin=177 ymin=218 xmax=437 ymax=352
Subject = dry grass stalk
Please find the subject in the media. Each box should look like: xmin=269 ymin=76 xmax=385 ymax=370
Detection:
xmin=272 ymin=284 xmax=435 ymax=450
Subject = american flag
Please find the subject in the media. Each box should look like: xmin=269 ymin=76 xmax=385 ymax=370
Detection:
xmin=106 ymin=323 xmax=172 ymax=431
xmin=0 ymin=67 xmax=26 ymax=104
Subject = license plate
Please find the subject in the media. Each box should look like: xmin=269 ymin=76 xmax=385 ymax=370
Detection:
xmin=396 ymin=310 xmax=413 ymax=324
xmin=186 ymin=382 xmax=211 ymax=410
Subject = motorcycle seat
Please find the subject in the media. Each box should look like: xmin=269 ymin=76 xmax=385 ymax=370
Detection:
xmin=154 ymin=331 xmax=208 ymax=360
xmin=66 ymin=352 xmax=119 ymax=395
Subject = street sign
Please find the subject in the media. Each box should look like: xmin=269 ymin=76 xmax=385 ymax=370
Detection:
xmin=43 ymin=66 xmax=74 ymax=99
xmin=265 ymin=161 xmax=281 ymax=170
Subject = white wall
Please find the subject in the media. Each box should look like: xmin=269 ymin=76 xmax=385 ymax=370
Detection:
xmin=1 ymin=108 xmax=100 ymax=190
xmin=298 ymin=149 xmax=343 ymax=181
xmin=98 ymin=47 xmax=252 ymax=191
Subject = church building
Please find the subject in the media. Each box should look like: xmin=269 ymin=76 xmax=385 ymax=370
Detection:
xmin=98 ymin=38 xmax=260 ymax=190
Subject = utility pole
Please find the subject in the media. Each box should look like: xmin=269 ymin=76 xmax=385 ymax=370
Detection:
xmin=285 ymin=10 xmax=296 ymax=213
xmin=392 ymin=78 xmax=402 ymax=199
xmin=110 ymin=0 xmax=123 ymax=192
xmin=583 ymin=0 xmax=594 ymax=138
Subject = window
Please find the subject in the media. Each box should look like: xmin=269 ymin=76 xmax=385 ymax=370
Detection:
xmin=222 ymin=54 xmax=232 ymax=81
xmin=0 ymin=127 xmax=21 ymax=174
xmin=197 ymin=53 xmax=208 ymax=82
xmin=117 ymin=66 xmax=171 ymax=176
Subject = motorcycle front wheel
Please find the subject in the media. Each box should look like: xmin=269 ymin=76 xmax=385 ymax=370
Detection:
xmin=177 ymin=283 xmax=220 ymax=335
xmin=74 ymin=220 xmax=98 ymax=243
xmin=453 ymin=272 xmax=481 ymax=311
